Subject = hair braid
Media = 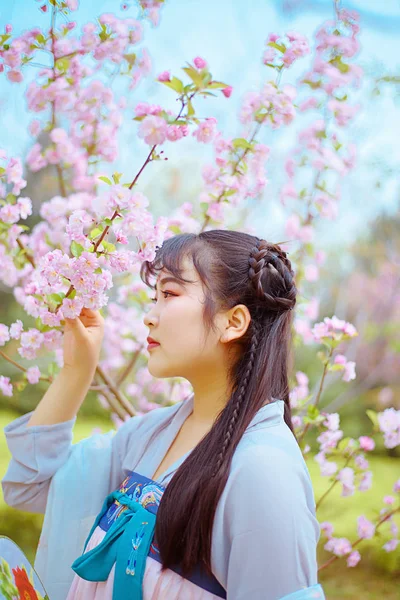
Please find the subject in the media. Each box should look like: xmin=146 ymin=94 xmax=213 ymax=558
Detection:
xmin=211 ymin=242 xmax=270 ymax=477
xmin=249 ymin=239 xmax=295 ymax=312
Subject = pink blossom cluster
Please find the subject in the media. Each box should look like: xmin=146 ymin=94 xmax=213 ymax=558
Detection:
xmin=332 ymin=353 xmax=356 ymax=382
xmin=312 ymin=315 xmax=358 ymax=343
xmin=263 ymin=31 xmax=310 ymax=68
xmin=314 ymin=412 xmax=374 ymax=495
xmin=4 ymin=13 xmax=155 ymax=194
xmin=0 ymin=151 xmax=27 ymax=196
xmin=26 ymin=82 xmax=125 ymax=191
xmin=0 ymin=26 xmax=41 ymax=83
xmin=279 ymin=10 xmax=362 ymax=344
xmin=289 ymin=371 xmax=310 ymax=410
xmin=198 ymin=134 xmax=272 ymax=226
xmin=239 ymin=82 xmax=297 ymax=130
xmin=137 ymin=0 xmax=165 ymax=27
xmin=377 ymin=408 xmax=400 ymax=449
xmin=134 ymin=103 xmax=190 ymax=146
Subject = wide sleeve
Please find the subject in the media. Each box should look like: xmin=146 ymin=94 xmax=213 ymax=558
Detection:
xmin=1 ymin=411 xmax=77 ymax=513
xmin=1 ymin=409 xmax=143 ymax=514
xmin=218 ymin=447 xmax=323 ymax=600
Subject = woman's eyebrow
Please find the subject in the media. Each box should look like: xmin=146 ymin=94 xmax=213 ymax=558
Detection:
xmin=156 ymin=276 xmax=187 ymax=290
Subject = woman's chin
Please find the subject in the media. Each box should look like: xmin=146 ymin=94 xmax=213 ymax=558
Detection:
xmin=147 ymin=361 xmax=173 ymax=379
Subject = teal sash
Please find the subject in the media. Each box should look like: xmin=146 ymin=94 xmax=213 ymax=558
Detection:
xmin=71 ymin=489 xmax=156 ymax=600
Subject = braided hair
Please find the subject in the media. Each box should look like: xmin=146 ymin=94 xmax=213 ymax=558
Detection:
xmin=212 ymin=238 xmax=295 ymax=477
xmin=140 ymin=230 xmax=297 ymax=578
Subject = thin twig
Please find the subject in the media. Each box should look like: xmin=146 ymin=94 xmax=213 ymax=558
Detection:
xmin=96 ymin=364 xmax=136 ymax=417
xmin=318 ymin=506 xmax=400 ymax=571
xmin=116 ymin=347 xmax=143 ymax=387
xmin=0 ymin=350 xmax=52 ymax=382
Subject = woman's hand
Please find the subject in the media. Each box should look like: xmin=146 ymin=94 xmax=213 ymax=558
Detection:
xmin=62 ymin=307 xmax=105 ymax=378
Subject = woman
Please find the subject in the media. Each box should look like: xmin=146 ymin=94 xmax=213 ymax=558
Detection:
xmin=2 ymin=230 xmax=325 ymax=599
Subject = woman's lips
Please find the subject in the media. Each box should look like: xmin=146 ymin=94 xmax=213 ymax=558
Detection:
xmin=147 ymin=342 xmax=160 ymax=350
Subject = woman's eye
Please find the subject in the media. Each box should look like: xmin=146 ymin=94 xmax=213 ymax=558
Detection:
xmin=150 ymin=291 xmax=175 ymax=303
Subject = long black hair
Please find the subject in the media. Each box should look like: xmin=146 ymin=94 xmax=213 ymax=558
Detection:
xmin=140 ymin=229 xmax=297 ymax=578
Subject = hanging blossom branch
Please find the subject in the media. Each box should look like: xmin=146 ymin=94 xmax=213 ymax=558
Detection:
xmin=197 ymin=41 xmax=310 ymax=233
xmin=318 ymin=498 xmax=400 ymax=571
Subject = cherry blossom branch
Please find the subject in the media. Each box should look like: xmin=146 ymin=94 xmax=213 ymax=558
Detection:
xmin=92 ymin=375 xmax=127 ymax=420
xmin=96 ymin=364 xmax=136 ymax=417
xmin=315 ymin=450 xmax=355 ymax=511
xmin=49 ymin=5 xmax=67 ymax=198
xmin=0 ymin=350 xmax=52 ymax=383
xmin=0 ymin=350 xmax=28 ymax=373
xmin=318 ymin=506 xmax=400 ymax=571
xmin=16 ymin=238 xmax=36 ymax=268
xmin=116 ymin=346 xmax=143 ymax=387
xmin=92 ymin=96 xmax=194 ymax=256
xmin=297 ymin=346 xmax=334 ymax=444
xmin=200 ymin=71 xmax=282 ymax=233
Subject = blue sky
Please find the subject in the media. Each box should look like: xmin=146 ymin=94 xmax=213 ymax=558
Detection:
xmin=0 ymin=0 xmax=399 ymax=251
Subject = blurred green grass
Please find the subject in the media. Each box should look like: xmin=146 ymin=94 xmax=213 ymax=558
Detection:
xmin=1 ymin=409 xmax=399 ymax=598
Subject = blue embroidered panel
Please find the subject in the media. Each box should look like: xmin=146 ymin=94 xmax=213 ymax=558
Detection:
xmin=98 ymin=470 xmax=227 ymax=599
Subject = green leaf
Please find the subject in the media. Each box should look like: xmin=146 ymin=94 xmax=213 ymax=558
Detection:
xmin=101 ymin=241 xmax=116 ymax=253
xmin=124 ymin=52 xmax=136 ymax=66
xmin=55 ymin=57 xmax=70 ymax=72
xmin=328 ymin=364 xmax=344 ymax=372
xmin=94 ymin=267 xmax=102 ymax=274
xmin=232 ymin=137 xmax=254 ymax=151
xmin=187 ymin=99 xmax=195 ymax=117
xmin=268 ymin=41 xmax=286 ymax=53
xmin=104 ymin=218 xmax=113 ymax=226
xmin=70 ymin=241 xmax=84 ymax=257
xmin=161 ymin=76 xmax=184 ymax=94
xmin=47 ymin=292 xmax=65 ymax=307
xmin=337 ymin=436 xmax=352 ymax=451
xmin=366 ymin=409 xmax=379 ymax=429
xmin=302 ymin=79 xmax=321 ymax=90
xmin=112 ymin=172 xmax=122 ymax=185
xmin=329 ymin=56 xmax=349 ymax=74
xmin=89 ymin=227 xmax=104 ymax=239
xmin=98 ymin=176 xmax=112 ymax=185
xmin=207 ymin=81 xmax=229 ymax=89
xmin=307 ymin=404 xmax=320 ymax=420
xmin=36 ymin=33 xmax=46 ymax=45
xmin=182 ymin=66 xmax=204 ymax=88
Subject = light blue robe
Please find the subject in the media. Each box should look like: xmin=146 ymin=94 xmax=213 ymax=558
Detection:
xmin=2 ymin=394 xmax=325 ymax=600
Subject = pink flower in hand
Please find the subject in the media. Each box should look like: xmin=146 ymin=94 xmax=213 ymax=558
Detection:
xmin=193 ymin=56 xmax=207 ymax=70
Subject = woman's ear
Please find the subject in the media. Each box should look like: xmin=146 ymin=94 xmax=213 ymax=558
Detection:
xmin=221 ymin=304 xmax=251 ymax=344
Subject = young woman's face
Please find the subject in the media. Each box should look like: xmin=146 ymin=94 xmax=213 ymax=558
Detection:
xmin=143 ymin=256 xmax=224 ymax=382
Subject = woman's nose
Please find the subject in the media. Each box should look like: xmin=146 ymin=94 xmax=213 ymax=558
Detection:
xmin=143 ymin=308 xmax=157 ymax=327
